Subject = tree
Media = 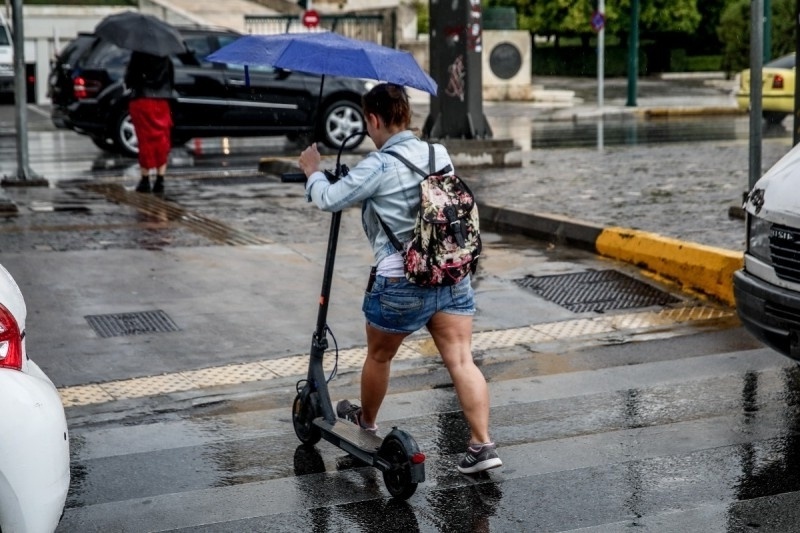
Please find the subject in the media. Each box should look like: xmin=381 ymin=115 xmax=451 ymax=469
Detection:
xmin=718 ymin=0 xmax=796 ymax=74
xmin=613 ymin=0 xmax=701 ymax=36
xmin=486 ymin=0 xmax=701 ymax=42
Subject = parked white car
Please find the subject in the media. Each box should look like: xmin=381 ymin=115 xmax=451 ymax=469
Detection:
xmin=0 ymin=263 xmax=70 ymax=532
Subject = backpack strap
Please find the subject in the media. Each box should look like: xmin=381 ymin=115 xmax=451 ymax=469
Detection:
xmin=377 ymin=214 xmax=404 ymax=252
xmin=376 ymin=143 xmax=436 ymax=252
xmin=384 ymin=142 xmax=435 ymax=177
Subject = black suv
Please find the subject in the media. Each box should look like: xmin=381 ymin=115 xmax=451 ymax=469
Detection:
xmin=49 ymin=26 xmax=369 ymax=157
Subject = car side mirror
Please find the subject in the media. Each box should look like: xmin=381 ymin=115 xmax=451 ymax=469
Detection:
xmin=275 ymin=67 xmax=291 ymax=79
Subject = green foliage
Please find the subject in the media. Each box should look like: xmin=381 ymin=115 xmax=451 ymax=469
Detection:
xmin=412 ymin=0 xmax=429 ymax=35
xmin=718 ymin=0 xmax=796 ymax=74
xmin=532 ymin=45 xmax=647 ymax=76
xmin=486 ymin=0 xmax=701 ymax=39
xmin=614 ymin=0 xmax=701 ymax=35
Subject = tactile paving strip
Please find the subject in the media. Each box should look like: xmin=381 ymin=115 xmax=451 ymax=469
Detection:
xmin=58 ymin=305 xmax=735 ymax=408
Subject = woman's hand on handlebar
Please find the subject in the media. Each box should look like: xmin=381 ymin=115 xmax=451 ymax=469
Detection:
xmin=298 ymin=143 xmax=322 ymax=178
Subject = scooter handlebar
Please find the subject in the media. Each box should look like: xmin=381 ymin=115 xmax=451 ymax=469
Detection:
xmin=281 ymin=170 xmax=339 ymax=183
xmin=281 ymin=172 xmax=307 ymax=183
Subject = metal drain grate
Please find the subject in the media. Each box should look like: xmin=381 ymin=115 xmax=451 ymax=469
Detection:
xmin=514 ymin=269 xmax=680 ymax=313
xmin=85 ymin=310 xmax=180 ymax=338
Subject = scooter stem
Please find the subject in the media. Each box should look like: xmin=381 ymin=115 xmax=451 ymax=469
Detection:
xmin=308 ymin=208 xmax=342 ymax=424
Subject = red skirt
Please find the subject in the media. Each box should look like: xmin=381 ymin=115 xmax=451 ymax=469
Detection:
xmin=129 ymin=98 xmax=173 ymax=169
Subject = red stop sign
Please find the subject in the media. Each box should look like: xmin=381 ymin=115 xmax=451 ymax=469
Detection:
xmin=302 ymin=9 xmax=320 ymax=29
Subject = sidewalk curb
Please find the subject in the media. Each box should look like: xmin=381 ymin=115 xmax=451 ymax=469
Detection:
xmin=480 ymin=203 xmax=742 ymax=306
xmin=637 ymin=106 xmax=745 ymax=118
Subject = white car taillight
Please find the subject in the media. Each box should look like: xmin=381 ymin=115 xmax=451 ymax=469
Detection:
xmin=0 ymin=301 xmax=22 ymax=370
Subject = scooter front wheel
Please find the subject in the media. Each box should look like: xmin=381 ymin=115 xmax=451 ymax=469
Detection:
xmin=293 ymin=393 xmax=322 ymax=445
xmin=379 ymin=435 xmax=418 ymax=500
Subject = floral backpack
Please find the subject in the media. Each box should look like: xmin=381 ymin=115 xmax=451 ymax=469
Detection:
xmin=378 ymin=143 xmax=481 ymax=287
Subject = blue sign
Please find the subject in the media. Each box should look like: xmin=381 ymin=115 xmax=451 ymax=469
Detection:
xmin=591 ymin=11 xmax=605 ymax=32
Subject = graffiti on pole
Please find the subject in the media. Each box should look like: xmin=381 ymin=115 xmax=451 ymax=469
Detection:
xmin=445 ymin=54 xmax=465 ymax=101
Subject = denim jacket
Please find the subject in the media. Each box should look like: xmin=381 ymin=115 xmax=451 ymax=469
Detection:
xmin=305 ymin=130 xmax=453 ymax=265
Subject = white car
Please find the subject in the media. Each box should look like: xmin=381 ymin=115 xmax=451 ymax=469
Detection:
xmin=0 ymin=264 xmax=70 ymax=532
xmin=736 ymin=141 xmax=800 ymax=361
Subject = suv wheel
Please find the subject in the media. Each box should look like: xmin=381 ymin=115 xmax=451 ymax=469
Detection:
xmin=112 ymin=111 xmax=139 ymax=158
xmin=89 ymin=134 xmax=115 ymax=153
xmin=319 ymin=100 xmax=365 ymax=151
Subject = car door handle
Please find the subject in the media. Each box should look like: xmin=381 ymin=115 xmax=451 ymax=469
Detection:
xmin=228 ymin=79 xmax=247 ymax=86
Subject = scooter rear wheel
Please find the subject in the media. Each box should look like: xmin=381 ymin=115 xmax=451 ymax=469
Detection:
xmin=292 ymin=393 xmax=322 ymax=445
xmin=380 ymin=435 xmax=418 ymax=500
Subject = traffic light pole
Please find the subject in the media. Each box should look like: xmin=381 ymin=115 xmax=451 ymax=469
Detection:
xmin=625 ymin=0 xmax=639 ymax=107
xmin=2 ymin=0 xmax=46 ymax=187
xmin=423 ymin=0 xmax=491 ymax=139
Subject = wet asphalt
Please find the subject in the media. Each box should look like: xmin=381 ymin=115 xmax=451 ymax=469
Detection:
xmin=0 ymin=74 xmax=792 ymax=387
xmin=5 ymin=76 xmax=800 ymax=531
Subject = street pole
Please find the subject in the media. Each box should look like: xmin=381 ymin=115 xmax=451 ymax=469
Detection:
xmin=626 ymin=0 xmax=639 ymax=107
xmin=764 ymin=0 xmax=771 ymax=62
xmin=3 ymin=0 xmax=45 ymax=186
xmin=597 ymin=0 xmax=605 ymax=152
xmin=749 ymin=0 xmax=763 ymax=190
xmin=794 ymin=0 xmax=800 ymax=146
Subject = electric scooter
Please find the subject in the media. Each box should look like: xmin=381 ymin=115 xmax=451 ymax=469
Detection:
xmin=281 ymin=133 xmax=426 ymax=500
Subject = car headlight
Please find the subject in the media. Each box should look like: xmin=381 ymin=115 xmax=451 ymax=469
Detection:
xmin=748 ymin=214 xmax=772 ymax=264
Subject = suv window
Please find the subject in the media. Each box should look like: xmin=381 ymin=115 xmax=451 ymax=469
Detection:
xmin=84 ymin=41 xmax=130 ymax=69
xmin=184 ymin=36 xmax=213 ymax=64
xmin=57 ymin=34 xmax=95 ymax=68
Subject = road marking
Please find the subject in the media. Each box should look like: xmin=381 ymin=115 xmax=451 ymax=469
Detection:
xmin=58 ymin=304 xmax=734 ymax=408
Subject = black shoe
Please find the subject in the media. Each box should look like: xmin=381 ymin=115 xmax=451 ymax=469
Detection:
xmin=457 ymin=442 xmax=502 ymax=474
xmin=152 ymin=177 xmax=164 ymax=194
xmin=135 ymin=177 xmax=151 ymax=193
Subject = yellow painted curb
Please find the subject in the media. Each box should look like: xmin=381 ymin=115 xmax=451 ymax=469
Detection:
xmin=634 ymin=107 xmax=746 ymax=118
xmin=596 ymin=227 xmax=743 ymax=306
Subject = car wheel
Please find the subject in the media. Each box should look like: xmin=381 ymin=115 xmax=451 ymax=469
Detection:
xmin=111 ymin=111 xmax=139 ymax=158
xmin=319 ymin=100 xmax=365 ymax=151
xmin=89 ymin=134 xmax=116 ymax=153
xmin=763 ymin=112 xmax=787 ymax=125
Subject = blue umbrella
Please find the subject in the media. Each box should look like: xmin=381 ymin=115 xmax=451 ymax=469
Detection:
xmin=205 ymin=32 xmax=437 ymax=96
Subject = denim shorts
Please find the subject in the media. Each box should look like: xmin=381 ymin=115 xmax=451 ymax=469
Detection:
xmin=362 ymin=274 xmax=476 ymax=334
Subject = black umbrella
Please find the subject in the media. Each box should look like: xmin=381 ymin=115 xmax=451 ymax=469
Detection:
xmin=94 ymin=11 xmax=186 ymax=57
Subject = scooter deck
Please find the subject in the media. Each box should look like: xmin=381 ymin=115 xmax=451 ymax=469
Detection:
xmin=315 ymin=418 xmax=383 ymax=463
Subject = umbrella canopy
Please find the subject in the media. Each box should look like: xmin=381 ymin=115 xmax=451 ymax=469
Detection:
xmin=95 ymin=11 xmax=186 ymax=57
xmin=205 ymin=32 xmax=437 ymax=96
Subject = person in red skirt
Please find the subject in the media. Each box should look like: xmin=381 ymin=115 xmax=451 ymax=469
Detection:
xmin=124 ymin=51 xmax=175 ymax=193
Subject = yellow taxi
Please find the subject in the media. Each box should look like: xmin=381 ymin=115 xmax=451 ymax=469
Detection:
xmin=736 ymin=53 xmax=795 ymax=124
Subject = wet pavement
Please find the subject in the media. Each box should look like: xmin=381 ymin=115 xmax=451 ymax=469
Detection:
xmin=4 ymin=75 xmax=800 ymax=531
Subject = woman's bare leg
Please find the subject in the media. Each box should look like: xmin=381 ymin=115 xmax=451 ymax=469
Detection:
xmin=359 ymin=323 xmax=407 ymax=426
xmin=427 ymin=312 xmax=490 ymax=444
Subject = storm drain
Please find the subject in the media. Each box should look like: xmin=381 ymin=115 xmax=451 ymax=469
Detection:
xmin=85 ymin=310 xmax=180 ymax=338
xmin=514 ymin=269 xmax=680 ymax=313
